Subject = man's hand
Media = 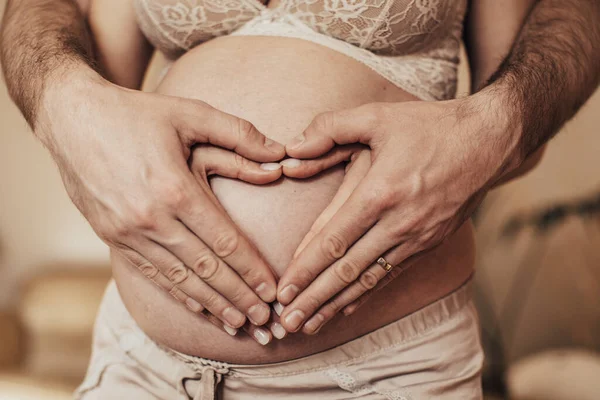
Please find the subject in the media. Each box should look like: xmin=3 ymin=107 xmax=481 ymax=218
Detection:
xmin=275 ymin=97 xmax=511 ymax=334
xmin=38 ymin=69 xmax=285 ymax=330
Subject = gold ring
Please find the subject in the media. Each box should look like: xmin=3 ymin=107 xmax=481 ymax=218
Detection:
xmin=376 ymin=257 xmax=394 ymax=272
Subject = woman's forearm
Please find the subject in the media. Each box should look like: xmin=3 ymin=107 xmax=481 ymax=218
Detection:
xmin=0 ymin=0 xmax=97 ymax=130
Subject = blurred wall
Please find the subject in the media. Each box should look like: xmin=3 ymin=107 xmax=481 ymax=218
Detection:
xmin=1 ymin=0 xmax=600 ymax=310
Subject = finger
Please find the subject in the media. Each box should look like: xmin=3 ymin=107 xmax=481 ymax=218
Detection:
xmin=174 ymin=101 xmax=285 ymax=161
xmin=152 ymin=221 xmax=272 ymax=326
xmin=343 ymin=249 xmax=428 ymax=316
xmin=292 ymin=149 xmax=371 ymax=259
xmin=286 ymin=104 xmax=382 ymax=158
xmin=190 ymin=145 xmax=282 ymax=185
xmin=279 ymin=222 xmax=402 ymax=332
xmin=243 ymin=322 xmax=273 ymax=346
xmin=269 ymin=304 xmax=288 ymax=340
xmin=178 ymin=184 xmax=278 ymax=303
xmin=205 ymin=312 xmax=239 ymax=337
xmin=117 ymin=247 xmax=206 ymax=315
xmin=302 ymin=261 xmax=390 ymax=335
xmin=118 ymin=239 xmax=246 ymax=328
xmin=277 ymin=176 xmax=383 ymax=305
xmin=280 ymin=144 xmax=366 ymax=179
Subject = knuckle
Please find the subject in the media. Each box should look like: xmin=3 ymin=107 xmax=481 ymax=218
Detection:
xmin=160 ymin=180 xmax=189 ymax=209
xmin=236 ymin=118 xmax=257 ymax=142
xmin=313 ymin=111 xmax=335 ymax=133
xmin=212 ymin=230 xmax=240 ymax=258
xmin=227 ymin=288 xmax=246 ymax=305
xmin=304 ymin=294 xmax=322 ymax=311
xmin=193 ymin=253 xmax=220 ymax=280
xmin=233 ymin=153 xmax=249 ymax=170
xmin=129 ymin=204 xmax=157 ymax=232
xmin=138 ymin=262 xmax=160 ymax=280
xmin=326 ymin=297 xmax=345 ymax=314
xmin=202 ymin=291 xmax=220 ymax=309
xmin=359 ymin=270 xmax=379 ymax=289
xmin=321 ymin=233 xmax=347 ymax=260
xmin=334 ymin=258 xmax=361 ymax=284
xmin=165 ymin=264 xmax=189 ymax=284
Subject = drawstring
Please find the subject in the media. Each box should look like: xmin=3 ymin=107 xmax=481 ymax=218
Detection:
xmin=186 ymin=365 xmax=230 ymax=400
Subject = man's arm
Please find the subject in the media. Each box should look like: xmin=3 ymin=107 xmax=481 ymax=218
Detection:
xmin=0 ymin=0 xmax=97 ymax=129
xmin=0 ymin=0 xmax=286 ymax=331
xmin=478 ymin=0 xmax=600 ymax=176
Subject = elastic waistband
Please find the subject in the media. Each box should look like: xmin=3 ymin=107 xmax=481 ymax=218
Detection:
xmin=167 ymin=280 xmax=473 ymax=378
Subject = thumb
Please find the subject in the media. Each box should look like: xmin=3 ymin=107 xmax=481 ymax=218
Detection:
xmin=190 ymin=145 xmax=282 ymax=185
xmin=286 ymin=103 xmax=381 ymax=159
xmin=280 ymin=144 xmax=366 ymax=179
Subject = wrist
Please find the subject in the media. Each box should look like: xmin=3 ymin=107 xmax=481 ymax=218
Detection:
xmin=34 ymin=62 xmax=108 ymax=147
xmin=461 ymin=85 xmax=526 ymax=184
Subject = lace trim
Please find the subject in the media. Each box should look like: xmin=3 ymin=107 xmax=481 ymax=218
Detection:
xmin=134 ymin=0 xmax=466 ymax=100
xmin=230 ymin=14 xmax=457 ymax=100
xmin=325 ymin=368 xmax=413 ymax=400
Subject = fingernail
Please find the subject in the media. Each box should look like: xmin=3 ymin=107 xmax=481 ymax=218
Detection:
xmin=223 ymin=307 xmax=245 ymax=327
xmin=253 ymin=328 xmax=271 ymax=345
xmin=224 ymin=325 xmax=238 ymax=336
xmin=260 ymin=162 xmax=282 ymax=171
xmin=284 ymin=309 xmax=305 ymax=331
xmin=343 ymin=304 xmax=358 ymax=316
xmin=287 ymin=135 xmax=305 ymax=149
xmin=265 ymin=138 xmax=283 ymax=152
xmin=273 ymin=301 xmax=284 ymax=316
xmin=279 ymin=284 xmax=299 ymax=304
xmin=280 ymin=159 xmax=301 ymax=168
xmin=270 ymin=322 xmax=287 ymax=339
xmin=185 ymin=298 xmax=202 ymax=313
xmin=248 ymin=303 xmax=270 ymax=325
xmin=304 ymin=313 xmax=325 ymax=334
xmin=255 ymin=282 xmax=277 ymax=302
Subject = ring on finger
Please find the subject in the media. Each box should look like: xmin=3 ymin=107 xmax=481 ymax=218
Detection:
xmin=376 ymin=256 xmax=394 ymax=273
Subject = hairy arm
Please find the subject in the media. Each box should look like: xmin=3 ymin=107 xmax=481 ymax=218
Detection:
xmin=0 ymin=0 xmax=97 ymax=130
xmin=476 ymin=0 xmax=600 ymax=179
xmin=0 ymin=0 xmax=286 ymax=334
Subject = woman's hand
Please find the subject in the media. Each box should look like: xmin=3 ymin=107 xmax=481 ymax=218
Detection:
xmin=275 ymin=98 xmax=514 ymax=334
xmin=38 ymin=71 xmax=286 ymax=330
xmin=187 ymin=144 xmax=283 ymax=344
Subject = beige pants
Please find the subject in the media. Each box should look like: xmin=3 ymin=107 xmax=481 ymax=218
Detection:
xmin=75 ymin=280 xmax=483 ymax=400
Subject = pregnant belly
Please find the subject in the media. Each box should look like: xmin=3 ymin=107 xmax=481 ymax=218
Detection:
xmin=111 ymin=36 xmax=475 ymax=364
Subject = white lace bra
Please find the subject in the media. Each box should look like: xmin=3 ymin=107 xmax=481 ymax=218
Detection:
xmin=134 ymin=0 xmax=467 ymax=101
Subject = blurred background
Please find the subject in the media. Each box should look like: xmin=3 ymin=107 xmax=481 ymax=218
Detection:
xmin=1 ymin=0 xmax=599 ymax=398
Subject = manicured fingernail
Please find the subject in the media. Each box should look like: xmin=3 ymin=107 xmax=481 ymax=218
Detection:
xmin=185 ymin=298 xmax=202 ymax=313
xmin=260 ymin=162 xmax=282 ymax=171
xmin=255 ymin=282 xmax=277 ymax=302
xmin=273 ymin=301 xmax=284 ymax=316
xmin=270 ymin=322 xmax=287 ymax=339
xmin=287 ymin=135 xmax=305 ymax=149
xmin=280 ymin=159 xmax=301 ymax=168
xmin=248 ymin=303 xmax=270 ymax=325
xmin=223 ymin=307 xmax=245 ymax=327
xmin=253 ymin=328 xmax=271 ymax=345
xmin=264 ymin=138 xmax=282 ymax=152
xmin=304 ymin=313 xmax=325 ymax=334
xmin=224 ymin=325 xmax=238 ymax=336
xmin=279 ymin=284 xmax=299 ymax=304
xmin=284 ymin=309 xmax=305 ymax=331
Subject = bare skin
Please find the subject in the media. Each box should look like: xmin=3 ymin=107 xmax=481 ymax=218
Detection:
xmin=1 ymin=0 xmax=598 ymax=353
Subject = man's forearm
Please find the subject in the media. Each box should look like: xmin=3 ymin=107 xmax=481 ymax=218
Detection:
xmin=485 ymin=0 xmax=600 ymax=163
xmin=0 ymin=0 xmax=97 ymax=129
